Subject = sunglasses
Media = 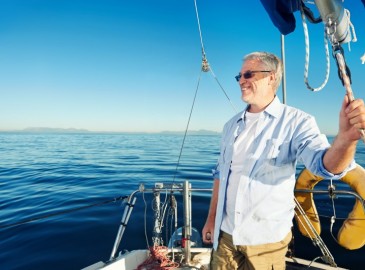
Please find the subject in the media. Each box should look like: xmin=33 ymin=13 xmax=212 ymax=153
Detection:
xmin=235 ymin=70 xmax=271 ymax=81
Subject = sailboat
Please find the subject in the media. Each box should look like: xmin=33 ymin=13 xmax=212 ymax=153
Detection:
xmin=82 ymin=1 xmax=365 ymax=269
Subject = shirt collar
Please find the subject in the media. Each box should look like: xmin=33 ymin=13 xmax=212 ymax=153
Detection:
xmin=264 ymin=96 xmax=283 ymax=118
xmin=237 ymin=96 xmax=283 ymax=123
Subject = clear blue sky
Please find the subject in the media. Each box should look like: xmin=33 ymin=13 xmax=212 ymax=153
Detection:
xmin=1 ymin=0 xmax=364 ymax=135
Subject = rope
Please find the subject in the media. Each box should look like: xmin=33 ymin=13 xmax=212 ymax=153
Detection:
xmin=334 ymin=51 xmax=365 ymax=142
xmin=0 ymin=195 xmax=128 ymax=229
xmin=136 ymin=246 xmax=179 ymax=270
xmin=300 ymin=3 xmax=330 ymax=92
xmin=345 ymin=9 xmax=357 ymax=43
xmin=143 ymin=191 xmax=151 ymax=248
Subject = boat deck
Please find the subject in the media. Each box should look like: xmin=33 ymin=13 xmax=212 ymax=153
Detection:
xmin=83 ymin=248 xmax=348 ymax=270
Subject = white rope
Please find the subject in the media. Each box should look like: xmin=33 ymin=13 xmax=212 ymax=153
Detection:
xmin=143 ymin=191 xmax=151 ymax=248
xmin=345 ymin=8 xmax=365 ymax=64
xmin=300 ymin=5 xmax=331 ymax=92
xmin=345 ymin=9 xmax=357 ymax=43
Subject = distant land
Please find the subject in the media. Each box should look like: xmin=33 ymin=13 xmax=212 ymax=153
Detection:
xmin=21 ymin=127 xmax=90 ymax=133
xmin=0 ymin=127 xmax=220 ymax=135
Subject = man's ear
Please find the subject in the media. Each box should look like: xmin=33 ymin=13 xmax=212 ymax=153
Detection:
xmin=268 ymin=72 xmax=275 ymax=86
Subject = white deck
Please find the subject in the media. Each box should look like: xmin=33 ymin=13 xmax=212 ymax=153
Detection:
xmin=82 ymin=248 xmax=348 ymax=270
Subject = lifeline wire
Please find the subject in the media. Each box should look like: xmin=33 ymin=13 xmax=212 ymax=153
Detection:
xmin=0 ymin=195 xmax=128 ymax=229
xmin=328 ymin=178 xmax=340 ymax=245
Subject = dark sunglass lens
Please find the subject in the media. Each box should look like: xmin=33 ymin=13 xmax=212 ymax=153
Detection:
xmin=243 ymin=71 xmax=253 ymax=79
xmin=235 ymin=74 xmax=241 ymax=82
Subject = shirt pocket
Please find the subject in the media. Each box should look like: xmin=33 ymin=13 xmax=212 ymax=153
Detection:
xmin=264 ymin=138 xmax=292 ymax=166
xmin=221 ymin=137 xmax=234 ymax=164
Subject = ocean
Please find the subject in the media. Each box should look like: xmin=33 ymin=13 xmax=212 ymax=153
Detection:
xmin=0 ymin=133 xmax=364 ymax=270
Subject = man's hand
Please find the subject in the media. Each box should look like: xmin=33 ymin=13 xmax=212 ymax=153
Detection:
xmin=339 ymin=95 xmax=365 ymax=142
xmin=202 ymin=218 xmax=214 ymax=244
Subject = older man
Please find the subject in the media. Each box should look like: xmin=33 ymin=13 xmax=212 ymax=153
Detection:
xmin=202 ymin=51 xmax=365 ymax=269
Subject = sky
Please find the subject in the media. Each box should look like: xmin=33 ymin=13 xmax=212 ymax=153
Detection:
xmin=0 ymin=0 xmax=364 ymax=135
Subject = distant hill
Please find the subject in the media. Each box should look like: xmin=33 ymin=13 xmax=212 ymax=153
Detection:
xmin=160 ymin=129 xmax=220 ymax=135
xmin=1 ymin=127 xmax=220 ymax=135
xmin=21 ymin=127 xmax=90 ymax=133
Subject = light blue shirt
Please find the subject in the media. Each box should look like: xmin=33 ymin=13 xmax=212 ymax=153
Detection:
xmin=212 ymin=96 xmax=353 ymax=249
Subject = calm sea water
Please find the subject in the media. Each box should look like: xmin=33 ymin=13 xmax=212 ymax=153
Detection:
xmin=1 ymin=133 xmax=365 ymax=270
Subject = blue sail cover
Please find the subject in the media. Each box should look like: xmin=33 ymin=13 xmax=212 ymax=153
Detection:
xmin=260 ymin=0 xmax=365 ymax=35
xmin=260 ymin=0 xmax=302 ymax=35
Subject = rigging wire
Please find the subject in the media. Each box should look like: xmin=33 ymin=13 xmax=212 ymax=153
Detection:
xmin=171 ymin=70 xmax=203 ymax=184
xmin=209 ymin=66 xmax=238 ymax=113
xmin=193 ymin=0 xmax=237 ymax=112
xmin=193 ymin=0 xmax=207 ymax=59
xmin=171 ymin=0 xmax=237 ymax=184
xmin=0 ymin=195 xmax=128 ymax=229
xmin=294 ymin=197 xmax=337 ymax=267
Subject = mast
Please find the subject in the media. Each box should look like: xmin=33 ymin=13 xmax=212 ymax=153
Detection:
xmin=281 ymin=34 xmax=287 ymax=105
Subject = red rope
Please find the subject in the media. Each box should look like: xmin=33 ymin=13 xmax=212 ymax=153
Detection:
xmin=136 ymin=246 xmax=179 ymax=270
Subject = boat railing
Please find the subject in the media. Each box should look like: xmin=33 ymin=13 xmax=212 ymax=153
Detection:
xmin=108 ymin=180 xmax=365 ymax=267
xmin=109 ymin=181 xmax=212 ymax=263
xmin=295 ymin=188 xmax=365 ymax=212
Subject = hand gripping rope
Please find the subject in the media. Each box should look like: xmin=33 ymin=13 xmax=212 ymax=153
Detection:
xmin=326 ymin=17 xmax=365 ymax=142
xmin=301 ymin=1 xmax=365 ymax=142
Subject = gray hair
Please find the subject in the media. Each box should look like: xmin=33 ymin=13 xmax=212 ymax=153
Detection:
xmin=243 ymin=52 xmax=283 ymax=91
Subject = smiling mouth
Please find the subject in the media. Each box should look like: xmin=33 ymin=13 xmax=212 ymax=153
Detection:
xmin=241 ymin=86 xmax=251 ymax=92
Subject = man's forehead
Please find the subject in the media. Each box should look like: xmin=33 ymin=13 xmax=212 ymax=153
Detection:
xmin=242 ymin=59 xmax=263 ymax=69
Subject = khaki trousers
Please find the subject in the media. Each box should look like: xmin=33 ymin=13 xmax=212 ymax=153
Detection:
xmin=211 ymin=231 xmax=292 ymax=270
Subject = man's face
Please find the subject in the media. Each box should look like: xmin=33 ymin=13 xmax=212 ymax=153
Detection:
xmin=237 ymin=59 xmax=275 ymax=112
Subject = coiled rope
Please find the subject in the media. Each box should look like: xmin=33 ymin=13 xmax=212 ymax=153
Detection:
xmin=136 ymin=246 xmax=180 ymax=270
xmin=300 ymin=2 xmax=358 ymax=92
xmin=300 ymin=3 xmax=330 ymax=92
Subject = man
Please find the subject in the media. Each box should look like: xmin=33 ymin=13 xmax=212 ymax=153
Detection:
xmin=202 ymin=51 xmax=365 ymax=269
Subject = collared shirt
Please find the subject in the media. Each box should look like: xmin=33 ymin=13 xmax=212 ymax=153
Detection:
xmin=211 ymin=96 xmax=354 ymax=249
